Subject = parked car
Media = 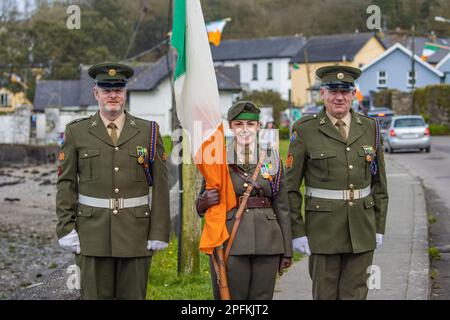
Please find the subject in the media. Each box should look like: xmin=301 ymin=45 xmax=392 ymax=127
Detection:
xmin=383 ymin=115 xmax=430 ymax=153
xmin=301 ymin=105 xmax=322 ymax=117
xmin=367 ymin=107 xmax=395 ymax=136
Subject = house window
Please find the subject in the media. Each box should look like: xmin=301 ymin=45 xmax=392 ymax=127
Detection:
xmin=252 ymin=63 xmax=258 ymax=81
xmin=0 ymin=94 xmax=8 ymax=107
xmin=377 ymin=71 xmax=387 ymax=88
xmin=267 ymin=62 xmax=273 ymax=80
xmin=407 ymin=71 xmax=416 ymax=88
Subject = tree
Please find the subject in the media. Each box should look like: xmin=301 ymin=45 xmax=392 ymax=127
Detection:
xmin=241 ymin=90 xmax=288 ymax=127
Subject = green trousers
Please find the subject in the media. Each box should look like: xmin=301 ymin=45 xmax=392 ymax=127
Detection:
xmin=75 ymin=255 xmax=151 ymax=300
xmin=308 ymin=250 xmax=374 ymax=300
xmin=210 ymin=255 xmax=280 ymax=300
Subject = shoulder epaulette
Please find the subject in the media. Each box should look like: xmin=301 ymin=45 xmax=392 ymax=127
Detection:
xmin=68 ymin=116 xmax=90 ymax=125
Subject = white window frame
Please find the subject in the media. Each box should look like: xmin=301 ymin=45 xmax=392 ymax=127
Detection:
xmin=407 ymin=70 xmax=417 ymax=88
xmin=377 ymin=70 xmax=387 ymax=88
xmin=252 ymin=63 xmax=258 ymax=81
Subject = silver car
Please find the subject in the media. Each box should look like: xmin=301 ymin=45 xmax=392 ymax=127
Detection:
xmin=383 ymin=115 xmax=431 ymax=153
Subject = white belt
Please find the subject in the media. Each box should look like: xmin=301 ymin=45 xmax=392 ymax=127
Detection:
xmin=305 ymin=185 xmax=371 ymax=200
xmin=78 ymin=194 xmax=149 ymax=209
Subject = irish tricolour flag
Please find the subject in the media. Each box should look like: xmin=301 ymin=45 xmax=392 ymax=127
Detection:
xmin=421 ymin=43 xmax=440 ymax=61
xmin=171 ymin=0 xmax=236 ymax=254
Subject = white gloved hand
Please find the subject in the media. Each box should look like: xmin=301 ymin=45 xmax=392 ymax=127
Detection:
xmin=293 ymin=236 xmax=311 ymax=256
xmin=58 ymin=229 xmax=81 ymax=254
xmin=147 ymin=240 xmax=169 ymax=251
xmin=376 ymin=233 xmax=383 ymax=249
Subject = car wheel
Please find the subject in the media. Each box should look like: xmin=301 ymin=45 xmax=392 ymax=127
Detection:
xmin=386 ymin=143 xmax=393 ymax=154
xmin=426 ymin=146 xmax=430 ymax=153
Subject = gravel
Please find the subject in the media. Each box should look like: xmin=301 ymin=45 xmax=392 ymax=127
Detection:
xmin=0 ymin=164 xmax=73 ymax=300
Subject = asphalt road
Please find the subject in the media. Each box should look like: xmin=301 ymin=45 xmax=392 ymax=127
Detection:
xmin=384 ymin=136 xmax=450 ymax=300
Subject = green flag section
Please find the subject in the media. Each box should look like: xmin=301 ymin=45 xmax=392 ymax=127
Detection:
xmin=172 ymin=0 xmax=186 ymax=80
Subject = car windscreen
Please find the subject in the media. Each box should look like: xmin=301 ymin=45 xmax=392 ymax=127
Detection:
xmin=393 ymin=118 xmax=425 ymax=128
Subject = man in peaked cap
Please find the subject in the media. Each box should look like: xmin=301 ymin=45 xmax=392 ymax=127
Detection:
xmin=56 ymin=62 xmax=170 ymax=299
xmin=285 ymin=65 xmax=388 ymax=299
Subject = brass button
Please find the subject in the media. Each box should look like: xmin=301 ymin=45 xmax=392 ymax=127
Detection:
xmin=349 ymin=202 xmax=354 ymax=207
xmin=316 ymin=205 xmax=320 ymax=209
xmin=243 ymin=183 xmax=249 ymax=188
xmin=346 ymin=147 xmax=351 ymax=152
xmin=114 ymin=167 xmax=119 ymax=172
xmin=245 ymin=209 xmax=249 ymax=212
xmin=320 ymin=153 xmax=324 ymax=157
xmin=114 ymin=188 xmax=119 ymax=194
xmin=113 ymin=209 xmax=118 ymax=215
xmin=78 ymin=211 xmax=82 ymax=216
xmin=349 ymin=165 xmax=354 ymax=170
xmin=145 ymin=212 xmax=149 ymax=216
xmin=114 ymin=147 xmax=119 ymax=151
xmin=84 ymin=153 xmax=88 ymax=157
xmin=370 ymin=201 xmax=373 ymax=205
xmin=244 ymin=173 xmax=248 ymax=177
xmin=349 ymin=184 xmax=354 ymax=189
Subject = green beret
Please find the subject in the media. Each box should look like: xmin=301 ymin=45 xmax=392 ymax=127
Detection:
xmin=227 ymin=101 xmax=261 ymax=121
xmin=88 ymin=62 xmax=134 ymax=88
xmin=316 ymin=65 xmax=361 ymax=89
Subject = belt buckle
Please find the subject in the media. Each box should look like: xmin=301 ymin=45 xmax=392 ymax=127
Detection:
xmin=345 ymin=189 xmax=354 ymax=201
xmin=110 ymin=198 xmax=124 ymax=210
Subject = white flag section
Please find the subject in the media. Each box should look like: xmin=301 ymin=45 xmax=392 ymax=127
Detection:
xmin=173 ymin=0 xmax=222 ymax=157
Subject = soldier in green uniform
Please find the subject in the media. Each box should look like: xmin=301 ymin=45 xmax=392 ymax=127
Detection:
xmin=196 ymin=101 xmax=293 ymax=300
xmin=285 ymin=66 xmax=388 ymax=300
xmin=56 ymin=62 xmax=170 ymax=300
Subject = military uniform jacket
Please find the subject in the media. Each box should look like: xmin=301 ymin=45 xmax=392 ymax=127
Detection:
xmin=200 ymin=145 xmax=293 ymax=257
xmin=285 ymin=108 xmax=388 ymax=254
xmin=56 ymin=111 xmax=170 ymax=258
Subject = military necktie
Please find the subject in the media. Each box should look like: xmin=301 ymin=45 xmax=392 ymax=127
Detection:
xmin=335 ymin=119 xmax=347 ymax=140
xmin=243 ymin=149 xmax=251 ymax=170
xmin=107 ymin=122 xmax=118 ymax=145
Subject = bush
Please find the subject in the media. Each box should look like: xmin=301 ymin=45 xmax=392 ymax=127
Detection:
xmin=429 ymin=124 xmax=450 ymax=136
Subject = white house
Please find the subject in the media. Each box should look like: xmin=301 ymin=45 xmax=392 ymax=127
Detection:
xmin=211 ymin=35 xmax=305 ymax=100
xmin=33 ymin=56 xmax=242 ymax=137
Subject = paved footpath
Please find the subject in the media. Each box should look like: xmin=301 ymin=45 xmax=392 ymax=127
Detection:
xmin=274 ymin=156 xmax=430 ymax=300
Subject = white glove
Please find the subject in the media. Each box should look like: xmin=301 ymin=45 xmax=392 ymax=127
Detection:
xmin=58 ymin=229 xmax=81 ymax=254
xmin=293 ymin=236 xmax=311 ymax=256
xmin=147 ymin=240 xmax=169 ymax=251
xmin=376 ymin=233 xmax=383 ymax=249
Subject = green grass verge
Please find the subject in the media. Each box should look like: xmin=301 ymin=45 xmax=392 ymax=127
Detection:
xmin=147 ymin=238 xmax=212 ymax=300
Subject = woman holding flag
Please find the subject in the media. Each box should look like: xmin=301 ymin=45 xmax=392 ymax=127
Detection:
xmin=196 ymin=101 xmax=293 ymax=300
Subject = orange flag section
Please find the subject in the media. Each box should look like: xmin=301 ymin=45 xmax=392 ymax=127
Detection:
xmin=195 ymin=124 xmax=236 ymax=254
xmin=208 ymin=31 xmax=222 ymax=47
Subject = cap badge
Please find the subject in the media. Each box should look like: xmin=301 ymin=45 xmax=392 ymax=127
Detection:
xmin=109 ymin=69 xmax=117 ymax=77
xmin=337 ymin=72 xmax=345 ymax=80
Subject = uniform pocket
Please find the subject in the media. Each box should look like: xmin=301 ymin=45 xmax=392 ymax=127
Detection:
xmin=364 ymin=195 xmax=375 ymax=209
xmin=358 ymin=149 xmax=371 ymax=179
xmin=76 ymin=203 xmax=93 ymax=217
xmin=134 ymin=205 xmax=151 ymax=219
xmin=308 ymin=150 xmax=336 ymax=181
xmin=129 ymin=149 xmax=147 ymax=182
xmin=78 ymin=149 xmax=100 ymax=181
xmin=306 ymin=198 xmax=333 ymax=212
xmin=264 ymin=210 xmax=278 ymax=220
